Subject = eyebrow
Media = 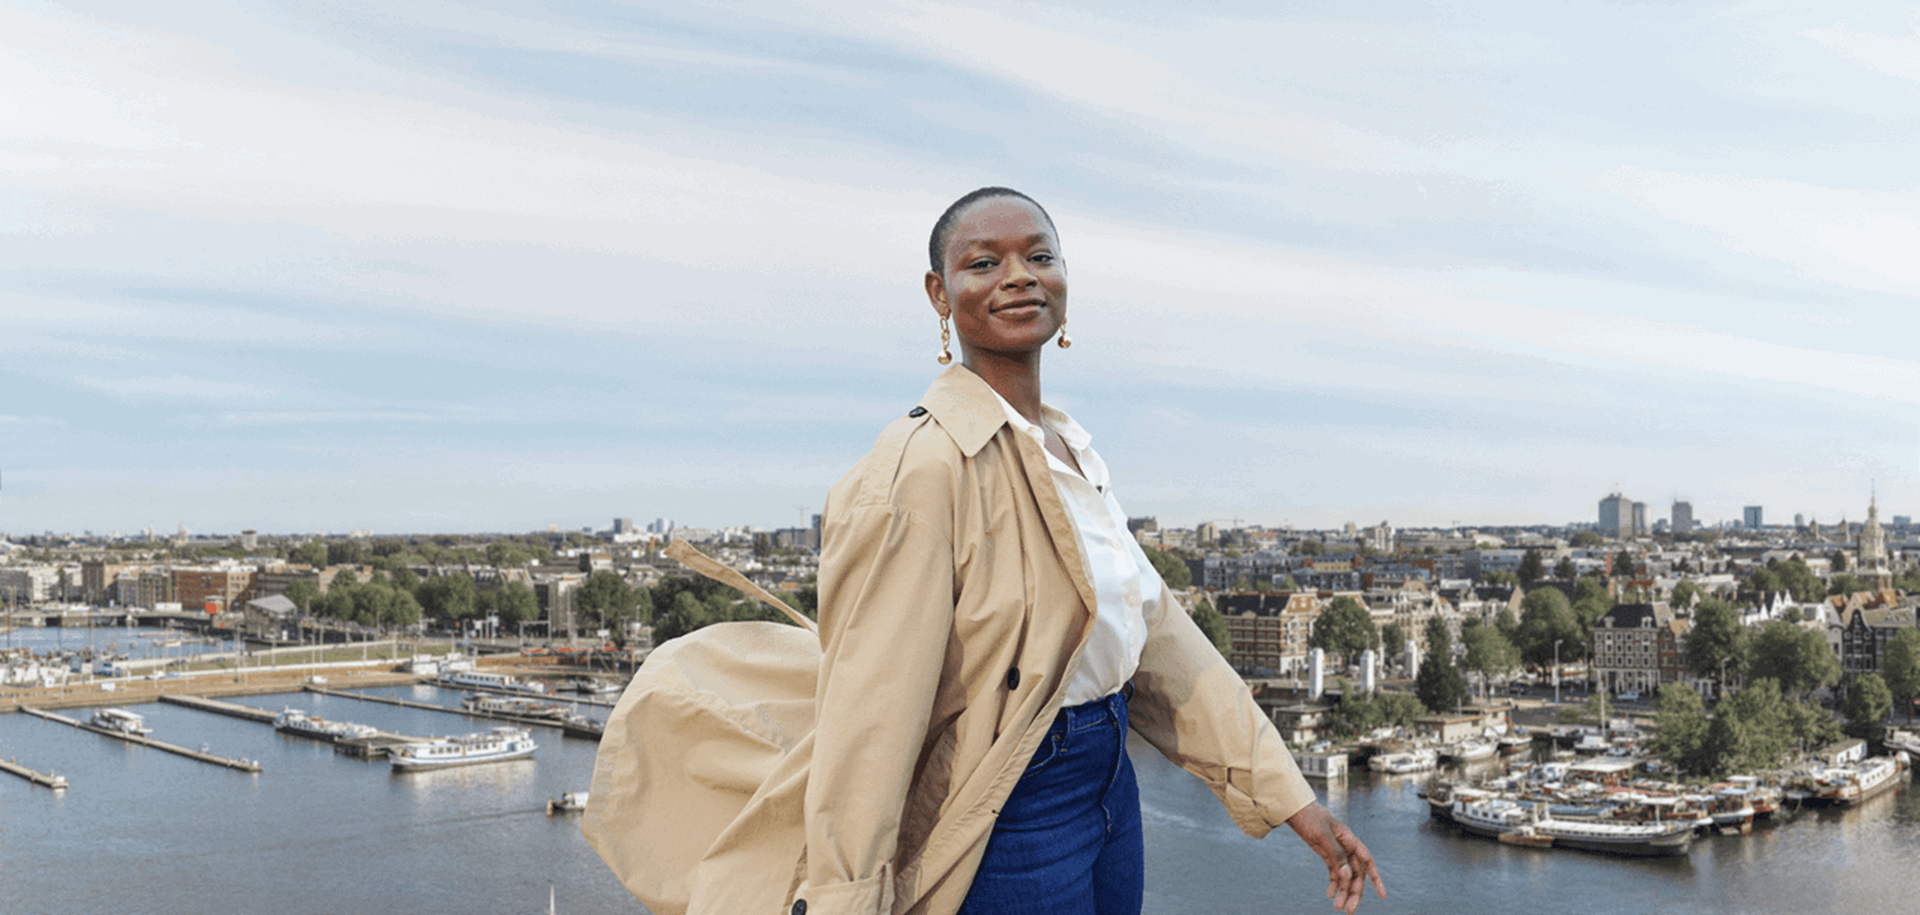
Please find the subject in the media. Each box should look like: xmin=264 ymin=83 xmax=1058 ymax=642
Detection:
xmin=956 ymin=232 xmax=1056 ymax=252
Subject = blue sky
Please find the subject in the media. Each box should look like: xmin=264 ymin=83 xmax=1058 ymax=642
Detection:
xmin=3 ymin=0 xmax=1916 ymax=536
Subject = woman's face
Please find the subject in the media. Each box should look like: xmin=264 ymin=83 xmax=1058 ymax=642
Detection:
xmin=925 ymin=197 xmax=1067 ymax=362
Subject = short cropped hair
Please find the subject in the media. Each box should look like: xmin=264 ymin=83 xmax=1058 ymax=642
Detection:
xmin=927 ymin=187 xmax=1058 ymax=275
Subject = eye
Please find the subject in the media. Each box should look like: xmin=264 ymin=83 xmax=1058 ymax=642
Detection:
xmin=1030 ymin=252 xmax=1055 ymax=265
xmin=968 ymin=257 xmax=996 ymax=270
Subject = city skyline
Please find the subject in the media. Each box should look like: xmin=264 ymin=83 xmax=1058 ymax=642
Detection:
xmin=4 ymin=2 xmax=1917 ymax=536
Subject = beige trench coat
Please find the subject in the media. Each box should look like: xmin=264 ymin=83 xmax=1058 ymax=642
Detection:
xmin=591 ymin=365 xmax=1314 ymax=915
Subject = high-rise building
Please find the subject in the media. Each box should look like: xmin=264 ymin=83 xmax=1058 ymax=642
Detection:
xmin=1598 ymin=492 xmax=1633 ymax=538
xmin=1631 ymin=502 xmax=1648 ymax=536
xmin=1671 ymin=501 xmax=1694 ymax=534
xmin=1743 ymin=506 xmax=1764 ymax=530
xmin=613 ymin=518 xmax=634 ymax=535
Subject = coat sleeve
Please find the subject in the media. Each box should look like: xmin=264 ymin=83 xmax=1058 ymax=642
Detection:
xmin=798 ymin=482 xmax=956 ymax=914
xmin=1128 ymin=578 xmax=1316 ymax=838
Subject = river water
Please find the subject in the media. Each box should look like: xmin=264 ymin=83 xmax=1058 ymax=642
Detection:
xmin=4 ymin=680 xmax=1917 ymax=914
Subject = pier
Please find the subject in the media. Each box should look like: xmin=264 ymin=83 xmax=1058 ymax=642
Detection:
xmin=20 ymin=706 xmax=263 ymax=773
xmin=0 ymin=757 xmax=69 ymax=790
xmin=306 ymin=684 xmax=602 ymax=739
xmin=157 ymin=693 xmax=427 ymax=759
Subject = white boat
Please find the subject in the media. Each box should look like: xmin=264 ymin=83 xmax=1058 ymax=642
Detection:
xmin=462 ymin=694 xmax=569 ymax=720
xmin=546 ymin=791 xmax=589 ymax=814
xmin=1442 ymin=738 xmax=1497 ymax=763
xmin=1808 ymin=756 xmax=1903 ymax=807
xmin=90 ymin=707 xmax=151 ymax=735
xmin=274 ymin=708 xmax=377 ymax=741
xmin=390 ymin=726 xmax=538 ymax=770
xmin=1452 ymin=796 xmax=1693 ymax=856
xmin=1369 ymin=747 xmax=1437 ymax=774
xmin=437 ymin=669 xmax=548 ymax=694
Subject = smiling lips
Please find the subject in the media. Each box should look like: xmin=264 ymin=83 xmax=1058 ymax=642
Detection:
xmin=991 ymin=298 xmax=1048 ymax=318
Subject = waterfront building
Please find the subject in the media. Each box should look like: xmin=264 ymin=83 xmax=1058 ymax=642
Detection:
xmin=80 ymin=559 xmax=126 ymax=604
xmin=0 ymin=564 xmax=60 ymax=603
xmin=173 ymin=564 xmax=256 ymax=615
xmin=1218 ymin=590 xmax=1347 ymax=676
xmin=1591 ymin=602 xmax=1678 ymax=696
xmin=1836 ymin=603 xmax=1916 ymax=685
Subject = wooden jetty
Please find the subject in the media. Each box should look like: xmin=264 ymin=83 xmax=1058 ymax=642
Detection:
xmin=159 ymin=693 xmax=425 ymax=759
xmin=159 ymin=693 xmax=276 ymax=724
xmin=307 ymin=684 xmax=602 ymax=739
xmin=20 ymin=706 xmax=263 ymax=773
xmin=1 ymin=757 xmax=69 ymax=790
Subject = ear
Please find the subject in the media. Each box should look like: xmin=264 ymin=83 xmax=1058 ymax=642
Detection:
xmin=924 ymin=269 xmax=949 ymax=319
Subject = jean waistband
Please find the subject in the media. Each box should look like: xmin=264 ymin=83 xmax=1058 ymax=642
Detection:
xmin=1054 ymin=686 xmax=1130 ymax=733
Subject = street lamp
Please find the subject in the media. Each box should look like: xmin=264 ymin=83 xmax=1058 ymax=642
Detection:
xmin=1553 ymin=639 xmax=1563 ymax=705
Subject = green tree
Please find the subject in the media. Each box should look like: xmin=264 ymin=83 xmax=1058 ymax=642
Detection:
xmin=1415 ymin=616 xmax=1467 ymax=713
xmin=1612 ymin=549 xmax=1637 ymax=578
xmin=1481 ymin=570 xmax=1518 ymax=587
xmin=1883 ymin=628 xmax=1920 ymax=723
xmin=1514 ymin=588 xmax=1581 ymax=668
xmin=1670 ymin=580 xmax=1700 ymax=612
xmin=1841 ymin=673 xmax=1893 ymax=739
xmin=1770 ymin=558 xmax=1824 ymax=604
xmin=1748 ymin=567 xmax=1783 ymax=594
xmin=1574 ymin=575 xmax=1609 ymax=605
xmin=1295 ymin=540 xmax=1324 ymax=557
xmin=653 ymin=590 xmax=714 ymax=643
xmin=326 ymin=540 xmax=365 ymax=567
xmin=575 ymin=570 xmax=639 ymax=634
xmin=1649 ymin=683 xmax=1710 ymax=774
xmin=1190 ymin=598 xmax=1231 ymax=658
xmin=1142 ymin=546 xmax=1192 ymax=590
xmin=1748 ymin=620 xmax=1840 ymax=700
xmin=1379 ymin=622 xmax=1407 ymax=660
xmin=415 ymin=573 xmax=478 ymax=621
xmin=1553 ymin=556 xmax=1577 ymax=580
xmin=289 ymin=541 xmax=328 ymax=567
xmin=1309 ymin=596 xmax=1376 ymax=669
xmin=1683 ymin=599 xmax=1746 ymax=690
xmin=1518 ymin=549 xmax=1544 ymax=583
xmin=283 ymin=580 xmax=320 ymax=615
xmin=492 ymin=581 xmax=539 ymax=626
xmin=1570 ymin=531 xmax=1604 ymax=548
xmin=1232 ymin=575 xmax=1252 ymax=592
xmin=1827 ymin=574 xmax=1871 ymax=597
xmin=1461 ymin=623 xmax=1520 ymax=698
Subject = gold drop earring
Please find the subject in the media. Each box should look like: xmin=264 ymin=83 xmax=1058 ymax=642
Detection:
xmin=1057 ymin=319 xmax=1072 ymax=349
xmin=937 ymin=314 xmax=953 ymax=365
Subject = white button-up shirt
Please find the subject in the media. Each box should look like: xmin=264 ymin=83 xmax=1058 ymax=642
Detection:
xmin=990 ymin=391 xmax=1159 ymax=705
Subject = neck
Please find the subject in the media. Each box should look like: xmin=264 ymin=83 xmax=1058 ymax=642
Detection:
xmin=961 ymin=348 xmax=1044 ymax=425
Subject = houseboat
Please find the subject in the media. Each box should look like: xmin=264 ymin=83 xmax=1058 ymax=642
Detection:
xmin=390 ymin=726 xmax=538 ymax=771
xmin=90 ymin=707 xmax=150 ymax=736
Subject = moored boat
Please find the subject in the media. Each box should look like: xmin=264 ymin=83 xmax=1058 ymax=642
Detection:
xmin=274 ymin=708 xmax=377 ymax=741
xmin=1369 ymin=747 xmax=1437 ymax=774
xmin=390 ymin=726 xmax=538 ymax=770
xmin=546 ymin=791 xmax=589 ymax=814
xmin=1807 ymin=756 xmax=1903 ymax=808
xmin=90 ymin=707 xmax=151 ymax=736
xmin=461 ymin=694 xmax=570 ymax=720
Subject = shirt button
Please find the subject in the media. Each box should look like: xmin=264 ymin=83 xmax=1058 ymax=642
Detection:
xmin=1007 ymin=667 xmax=1021 ymax=690
xmin=792 ymin=901 xmax=807 ymax=915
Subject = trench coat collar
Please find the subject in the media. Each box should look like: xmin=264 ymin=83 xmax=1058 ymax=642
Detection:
xmin=917 ymin=364 xmax=1015 ymax=458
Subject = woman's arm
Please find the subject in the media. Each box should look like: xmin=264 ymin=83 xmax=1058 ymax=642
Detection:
xmin=801 ymin=500 xmax=956 ymax=914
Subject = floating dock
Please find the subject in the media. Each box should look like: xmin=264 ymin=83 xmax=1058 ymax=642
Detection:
xmin=20 ymin=706 xmax=263 ymax=773
xmin=159 ymin=693 xmax=276 ymax=724
xmin=158 ymin=693 xmax=426 ymax=759
xmin=1 ymin=757 xmax=69 ymax=790
xmin=307 ymin=685 xmax=602 ymax=739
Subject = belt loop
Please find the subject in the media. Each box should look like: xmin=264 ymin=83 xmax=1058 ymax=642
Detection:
xmin=1121 ymin=680 xmax=1135 ymax=702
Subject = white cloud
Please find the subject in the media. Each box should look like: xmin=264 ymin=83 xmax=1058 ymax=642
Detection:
xmin=74 ymin=374 xmax=277 ymax=401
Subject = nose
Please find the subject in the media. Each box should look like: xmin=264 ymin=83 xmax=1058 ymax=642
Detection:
xmin=1002 ymin=256 xmax=1037 ymax=288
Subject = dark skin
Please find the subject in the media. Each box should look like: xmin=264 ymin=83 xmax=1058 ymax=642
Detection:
xmin=924 ymin=196 xmax=1387 ymax=913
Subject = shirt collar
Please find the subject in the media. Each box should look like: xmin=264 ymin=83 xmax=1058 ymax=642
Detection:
xmin=913 ymin=366 xmax=1099 ymax=480
xmin=983 ymin=384 xmax=1108 ymax=491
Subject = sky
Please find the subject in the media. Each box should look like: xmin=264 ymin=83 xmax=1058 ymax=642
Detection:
xmin=3 ymin=0 xmax=1918 ymax=537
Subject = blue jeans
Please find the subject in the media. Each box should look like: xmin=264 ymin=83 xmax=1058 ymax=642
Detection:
xmin=959 ymin=690 xmax=1143 ymax=915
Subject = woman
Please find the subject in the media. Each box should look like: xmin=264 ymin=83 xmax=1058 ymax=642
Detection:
xmin=785 ymin=187 xmax=1386 ymax=915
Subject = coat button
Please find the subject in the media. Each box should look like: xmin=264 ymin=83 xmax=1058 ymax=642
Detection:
xmin=908 ymin=406 xmax=927 ymax=417
xmin=792 ymin=901 xmax=806 ymax=915
xmin=1007 ymin=667 xmax=1020 ymax=690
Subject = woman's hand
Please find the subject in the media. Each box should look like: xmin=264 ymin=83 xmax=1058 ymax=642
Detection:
xmin=1284 ymin=801 xmax=1386 ymax=914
